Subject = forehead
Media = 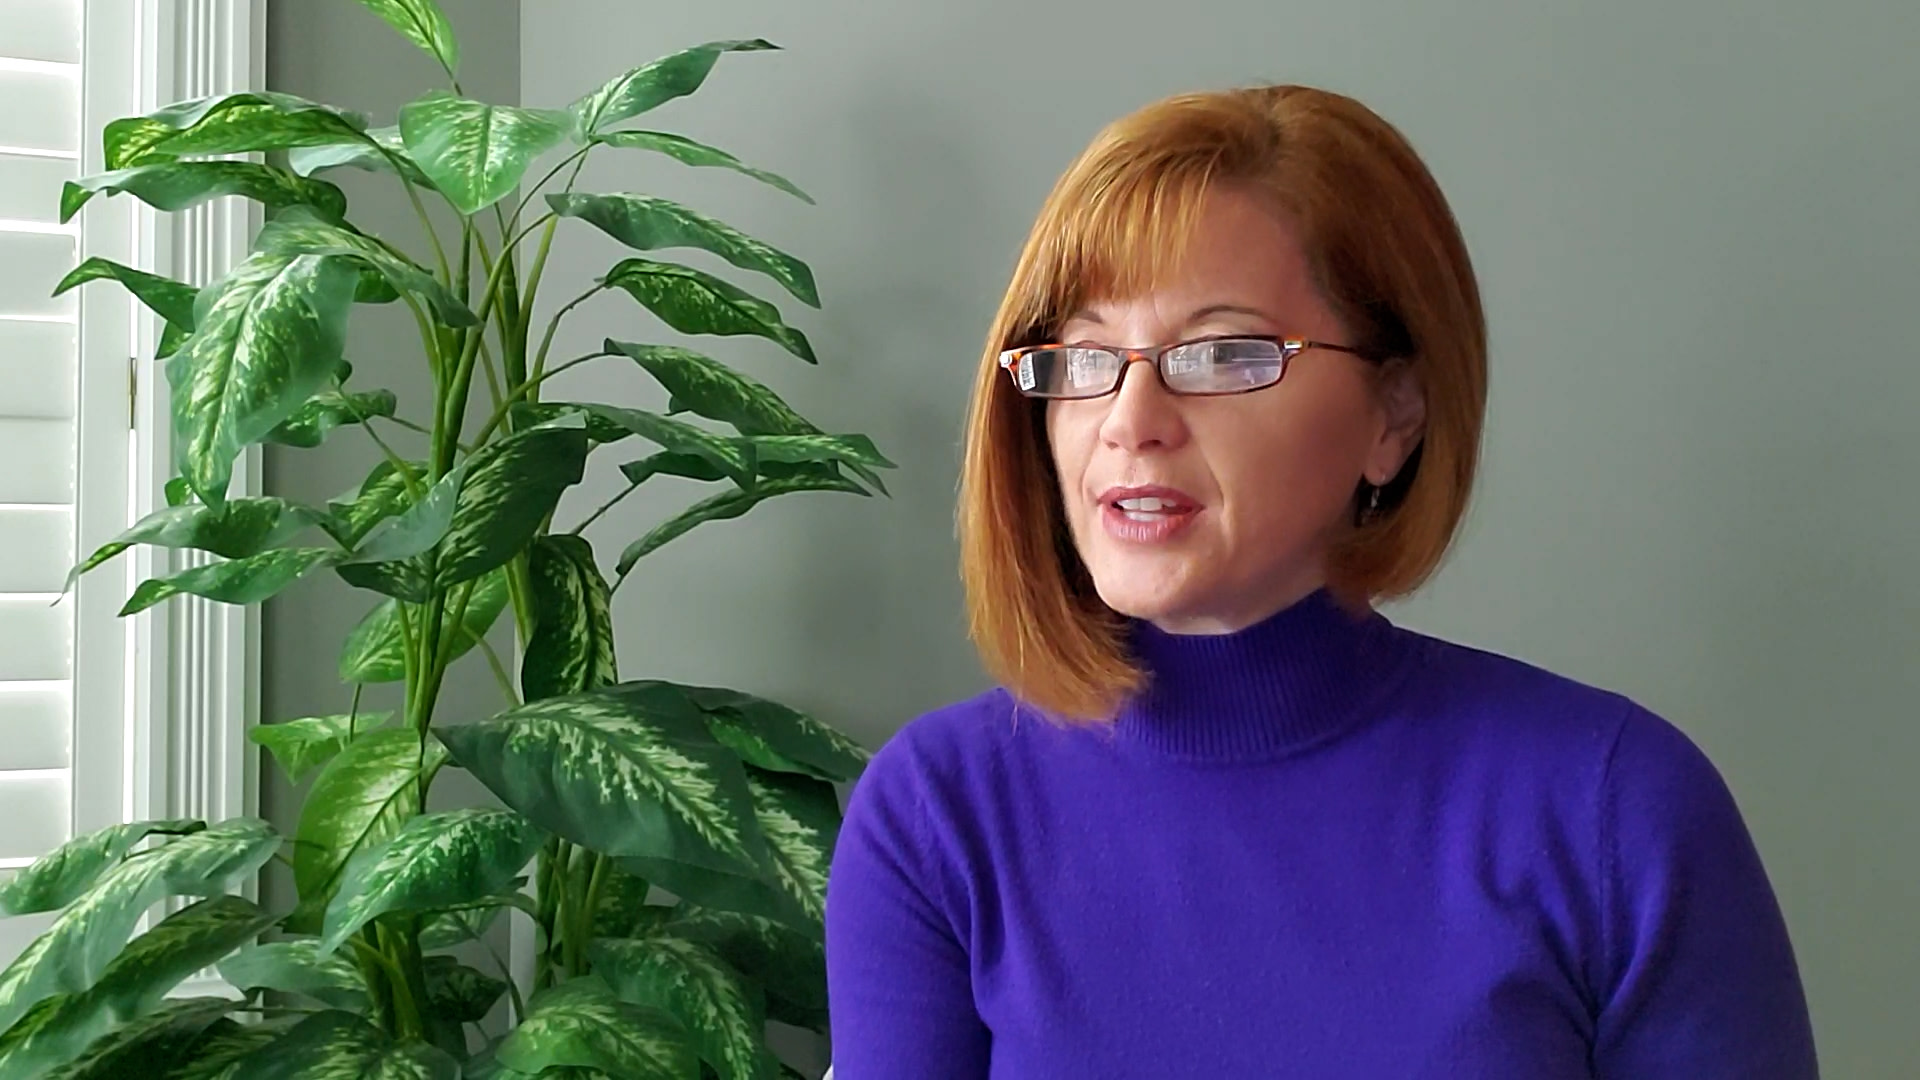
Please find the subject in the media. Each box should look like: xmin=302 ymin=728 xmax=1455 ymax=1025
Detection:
xmin=1059 ymin=187 xmax=1317 ymax=331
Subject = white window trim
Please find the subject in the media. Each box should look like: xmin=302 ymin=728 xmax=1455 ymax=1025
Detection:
xmin=71 ymin=0 xmax=264 ymax=862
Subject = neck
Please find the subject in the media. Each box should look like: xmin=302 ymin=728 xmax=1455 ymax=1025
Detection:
xmin=1115 ymin=587 xmax=1410 ymax=761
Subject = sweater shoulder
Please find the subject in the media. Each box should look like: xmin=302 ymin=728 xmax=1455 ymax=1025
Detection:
xmin=842 ymin=686 xmax=1025 ymax=819
xmin=1399 ymin=629 xmax=1645 ymax=746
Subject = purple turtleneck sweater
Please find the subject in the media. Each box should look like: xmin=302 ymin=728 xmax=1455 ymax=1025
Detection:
xmin=824 ymin=589 xmax=1817 ymax=1077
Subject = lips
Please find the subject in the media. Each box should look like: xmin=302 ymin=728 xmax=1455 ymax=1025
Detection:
xmin=1098 ymin=485 xmax=1200 ymax=514
xmin=1096 ymin=485 xmax=1201 ymax=544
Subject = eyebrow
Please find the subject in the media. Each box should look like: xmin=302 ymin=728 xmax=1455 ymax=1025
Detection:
xmin=1062 ymin=302 xmax=1280 ymax=330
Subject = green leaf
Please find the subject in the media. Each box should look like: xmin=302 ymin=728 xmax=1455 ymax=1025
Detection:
xmin=416 ymin=891 xmax=533 ymax=951
xmin=603 ymin=341 xmax=814 ymax=437
xmin=164 ymin=478 xmax=194 ymax=507
xmin=617 ymin=451 xmax=728 ymax=488
xmin=89 ymin=896 xmax=275 ymax=1020
xmin=288 ymin=127 xmax=430 ymax=187
xmin=324 ymin=459 xmax=427 ymax=549
xmin=522 ymin=535 xmax=617 ymax=702
xmin=590 ymin=130 xmax=811 ymax=203
xmin=592 ymin=934 xmax=776 ymax=1080
xmin=267 ymin=388 xmax=399 ymax=448
xmin=60 ymin=161 xmax=346 ymax=225
xmin=0 ymin=820 xmax=278 ymax=1033
xmin=227 ymin=1011 xmax=458 ymax=1080
xmin=573 ymin=404 xmax=754 ymax=487
xmin=156 ymin=1017 xmax=290 ymax=1080
xmin=352 ymin=0 xmax=459 ymax=77
xmin=338 ymin=566 xmax=509 ymax=684
xmin=320 ymin=808 xmax=543 ymax=954
xmin=121 ymin=547 xmax=341 ymax=616
xmin=428 ymin=417 xmax=590 ymax=590
xmin=674 ymin=683 xmax=870 ymax=784
xmin=615 ymin=469 xmax=867 ymax=576
xmin=493 ymin=977 xmax=693 ymax=1078
xmin=51 ymin=258 xmax=197 ymax=358
xmin=398 ymin=93 xmax=570 ymax=215
xmin=338 ymin=464 xmax=461 ymax=565
xmin=421 ymin=955 xmax=503 ymax=1025
xmin=433 ymin=683 xmax=767 ymax=881
xmin=290 ymin=730 xmax=447 ymax=936
xmin=570 ymin=40 xmax=778 ymax=137
xmin=548 ymin=193 xmax=816 ymax=308
xmin=43 ymin=998 xmax=239 ymax=1080
xmin=603 ymin=259 xmax=815 ymax=363
xmin=249 ymin=712 xmax=394 ymax=784
xmin=506 ymin=402 xmax=632 ymax=445
xmin=746 ymin=433 xmax=894 ymax=473
xmin=69 ymin=497 xmax=325 ymax=588
xmin=663 ymin=905 xmax=827 ymax=1024
xmin=587 ymin=866 xmax=670 ymax=940
xmin=105 ymin=92 xmax=367 ymax=170
xmin=740 ymin=769 xmax=839 ymax=928
xmin=0 ymin=820 xmax=204 ymax=915
xmin=254 ymin=208 xmax=477 ymax=327
xmin=168 ymin=251 xmax=360 ymax=506
xmin=217 ymin=939 xmax=369 ymax=1011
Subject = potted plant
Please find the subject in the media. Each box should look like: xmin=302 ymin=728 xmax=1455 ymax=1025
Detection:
xmin=0 ymin=2 xmax=882 ymax=1077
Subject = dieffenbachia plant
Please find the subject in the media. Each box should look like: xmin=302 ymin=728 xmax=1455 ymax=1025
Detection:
xmin=0 ymin=3 xmax=885 ymax=1077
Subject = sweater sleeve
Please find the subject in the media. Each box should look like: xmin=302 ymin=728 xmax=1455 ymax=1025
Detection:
xmin=825 ymin=734 xmax=991 ymax=1078
xmin=1591 ymin=704 xmax=1818 ymax=1078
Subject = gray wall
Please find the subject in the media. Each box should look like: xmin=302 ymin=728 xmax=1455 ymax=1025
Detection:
xmin=521 ymin=0 xmax=1920 ymax=1074
xmin=261 ymin=0 xmax=519 ymax=931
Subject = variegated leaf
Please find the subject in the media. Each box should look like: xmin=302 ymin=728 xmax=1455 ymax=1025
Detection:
xmin=603 ymin=258 xmax=815 ymax=363
xmin=333 ymin=464 xmax=463 ymax=602
xmin=43 ymin=997 xmax=240 ymax=1080
xmin=569 ymin=40 xmax=777 ymax=137
xmin=217 ymin=939 xmax=369 ymax=1011
xmin=398 ymin=92 xmax=570 ymax=215
xmin=50 ymin=258 xmax=197 ymax=358
xmin=588 ymin=865 xmax=671 ymax=940
xmin=746 ymin=433 xmax=893 ymax=474
xmin=590 ymin=130 xmax=812 ymax=202
xmin=290 ymin=730 xmax=447 ymax=935
xmin=603 ymin=340 xmax=814 ymax=437
xmin=614 ymin=468 xmax=867 ymax=577
xmin=249 ymin=712 xmax=394 ymax=784
xmin=433 ymin=683 xmax=767 ymax=881
xmin=559 ymin=403 xmax=753 ymax=487
xmin=167 ymin=251 xmax=360 ymax=506
xmin=420 ymin=955 xmax=504 ymax=1025
xmin=267 ymin=387 xmax=399 ymax=448
xmin=0 ymin=820 xmax=202 ymax=916
xmin=674 ymin=683 xmax=869 ymax=784
xmin=156 ymin=1017 xmax=290 ymax=1080
xmin=338 ymin=567 xmax=509 ymax=684
xmin=324 ymin=459 xmax=428 ymax=549
xmin=255 ymin=208 xmax=476 ymax=327
xmin=427 ymin=417 xmax=589 ymax=590
xmin=320 ymin=808 xmax=543 ymax=954
xmin=416 ymin=890 xmax=535 ymax=951
xmin=0 ymin=820 xmax=279 ymax=1033
xmin=288 ymin=127 xmax=430 ymax=187
xmin=227 ymin=1011 xmax=458 ymax=1080
xmin=68 ymin=497 xmax=325 ymax=588
xmin=617 ymin=451 xmax=728 ymax=488
xmin=549 ymin=193 xmax=817 ymax=307
xmin=664 ymin=905 xmax=827 ymax=1027
xmin=742 ymin=769 xmax=839 ymax=928
xmin=592 ymin=933 xmax=776 ymax=1080
xmin=121 ymin=548 xmax=342 ymax=616
xmin=352 ymin=0 xmax=459 ymax=77
xmin=105 ymin=91 xmax=367 ymax=169
xmin=0 ymin=897 xmax=275 ymax=1079
xmin=60 ymin=161 xmax=346 ymax=225
xmin=522 ymin=535 xmax=617 ymax=702
xmin=493 ymin=977 xmax=693 ymax=1078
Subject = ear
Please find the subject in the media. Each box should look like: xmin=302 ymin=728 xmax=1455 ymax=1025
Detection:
xmin=1369 ymin=362 xmax=1427 ymax=483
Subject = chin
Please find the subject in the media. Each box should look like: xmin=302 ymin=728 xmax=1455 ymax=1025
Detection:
xmin=1090 ymin=574 xmax=1207 ymax=626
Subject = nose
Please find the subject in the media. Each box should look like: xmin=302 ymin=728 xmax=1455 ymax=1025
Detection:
xmin=1096 ymin=355 xmax=1190 ymax=454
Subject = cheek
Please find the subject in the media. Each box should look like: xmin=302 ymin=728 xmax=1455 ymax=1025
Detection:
xmin=1044 ymin=402 xmax=1092 ymax=502
xmin=1214 ymin=391 xmax=1371 ymax=524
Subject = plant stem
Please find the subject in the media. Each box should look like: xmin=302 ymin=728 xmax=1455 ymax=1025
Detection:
xmin=434 ymin=241 xmax=519 ymax=479
xmin=529 ymin=286 xmax=605 ymax=393
xmin=477 ymin=637 xmax=519 ymax=707
xmin=576 ymin=852 xmax=610 ymax=969
xmin=357 ymin=415 xmax=423 ymax=504
xmin=569 ymin=478 xmax=640 ymax=537
xmin=398 ymin=172 xmax=452 ymax=286
xmin=472 ymin=350 xmax=613 ymax=446
xmin=510 ymin=146 xmax=590 ymax=232
xmin=474 ymin=926 xmax=526 ymax=1026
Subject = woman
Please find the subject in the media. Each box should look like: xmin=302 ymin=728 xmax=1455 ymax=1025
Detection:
xmin=824 ymin=85 xmax=1816 ymax=1077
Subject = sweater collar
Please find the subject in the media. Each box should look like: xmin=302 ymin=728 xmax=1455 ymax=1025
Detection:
xmin=1115 ymin=587 xmax=1408 ymax=761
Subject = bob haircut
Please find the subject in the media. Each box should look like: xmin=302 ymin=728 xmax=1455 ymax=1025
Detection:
xmin=958 ymin=84 xmax=1487 ymax=722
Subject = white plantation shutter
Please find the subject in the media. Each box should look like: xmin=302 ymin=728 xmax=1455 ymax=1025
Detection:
xmin=0 ymin=3 xmax=88 ymax=876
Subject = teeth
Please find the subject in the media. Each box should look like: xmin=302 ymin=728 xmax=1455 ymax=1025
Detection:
xmin=1115 ymin=497 xmax=1172 ymax=512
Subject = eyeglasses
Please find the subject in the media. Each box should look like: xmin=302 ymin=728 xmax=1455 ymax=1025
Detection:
xmin=997 ymin=335 xmax=1376 ymax=400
